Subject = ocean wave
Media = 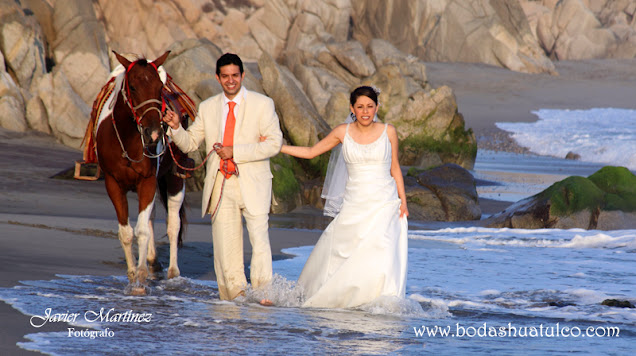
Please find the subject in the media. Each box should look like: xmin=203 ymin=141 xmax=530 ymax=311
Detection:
xmin=409 ymin=227 xmax=636 ymax=250
xmin=496 ymin=108 xmax=636 ymax=170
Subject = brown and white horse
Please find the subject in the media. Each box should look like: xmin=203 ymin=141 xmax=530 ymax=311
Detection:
xmin=96 ymin=51 xmax=186 ymax=294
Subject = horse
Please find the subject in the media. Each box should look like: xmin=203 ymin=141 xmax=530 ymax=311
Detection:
xmin=95 ymin=51 xmax=187 ymax=294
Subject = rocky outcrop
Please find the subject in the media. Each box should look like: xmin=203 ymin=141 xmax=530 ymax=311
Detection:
xmin=382 ymin=84 xmax=477 ymax=169
xmin=406 ymin=164 xmax=481 ymax=221
xmin=525 ymin=0 xmax=636 ymax=60
xmin=259 ymin=52 xmax=331 ymax=149
xmin=484 ymin=166 xmax=636 ymax=230
xmin=0 ymin=0 xmax=46 ymax=132
xmin=350 ymin=0 xmax=556 ymax=74
xmin=93 ymin=0 xmax=265 ymax=62
xmin=162 ymin=39 xmax=224 ymax=104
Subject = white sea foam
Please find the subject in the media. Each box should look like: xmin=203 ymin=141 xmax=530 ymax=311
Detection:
xmin=496 ymin=108 xmax=636 ymax=169
xmin=409 ymin=227 xmax=636 ymax=249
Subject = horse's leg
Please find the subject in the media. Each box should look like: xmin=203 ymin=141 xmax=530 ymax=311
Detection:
xmin=166 ymin=180 xmax=185 ymax=279
xmin=104 ymin=176 xmax=135 ymax=282
xmin=134 ymin=178 xmax=156 ymax=285
xmin=146 ymin=200 xmax=162 ymax=276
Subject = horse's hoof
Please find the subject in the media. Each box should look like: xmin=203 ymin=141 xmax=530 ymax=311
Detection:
xmin=130 ymin=286 xmax=147 ymax=296
xmin=167 ymin=267 xmax=180 ymax=279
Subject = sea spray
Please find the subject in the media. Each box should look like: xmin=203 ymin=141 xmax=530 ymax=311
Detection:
xmin=244 ymin=274 xmax=305 ymax=307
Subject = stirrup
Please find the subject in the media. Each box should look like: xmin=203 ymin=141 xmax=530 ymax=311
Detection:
xmin=74 ymin=160 xmax=101 ymax=181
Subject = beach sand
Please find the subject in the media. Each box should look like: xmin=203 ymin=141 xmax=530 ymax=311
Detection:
xmin=2 ymin=59 xmax=636 ymax=355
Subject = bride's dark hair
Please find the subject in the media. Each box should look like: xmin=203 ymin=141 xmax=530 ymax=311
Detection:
xmin=350 ymin=86 xmax=379 ymax=106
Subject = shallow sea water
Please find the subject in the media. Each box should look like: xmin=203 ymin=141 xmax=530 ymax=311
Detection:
xmin=2 ymin=227 xmax=635 ymax=355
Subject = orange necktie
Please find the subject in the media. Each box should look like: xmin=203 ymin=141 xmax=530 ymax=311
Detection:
xmin=220 ymin=101 xmax=237 ymax=178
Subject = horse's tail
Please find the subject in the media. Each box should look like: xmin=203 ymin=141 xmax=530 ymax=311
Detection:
xmin=157 ymin=175 xmax=187 ymax=248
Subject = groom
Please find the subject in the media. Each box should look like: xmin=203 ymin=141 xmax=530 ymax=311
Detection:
xmin=163 ymin=53 xmax=283 ymax=300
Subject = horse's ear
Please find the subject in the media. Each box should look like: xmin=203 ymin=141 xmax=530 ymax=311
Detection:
xmin=152 ymin=51 xmax=171 ymax=67
xmin=113 ymin=51 xmax=132 ymax=69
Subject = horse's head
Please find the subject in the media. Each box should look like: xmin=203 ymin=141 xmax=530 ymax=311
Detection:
xmin=113 ymin=51 xmax=170 ymax=152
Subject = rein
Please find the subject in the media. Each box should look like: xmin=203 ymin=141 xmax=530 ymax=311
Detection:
xmin=167 ymin=141 xmax=238 ymax=218
xmin=114 ymin=60 xmax=168 ymax=162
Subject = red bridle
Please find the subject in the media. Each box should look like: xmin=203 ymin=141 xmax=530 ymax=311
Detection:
xmin=123 ymin=61 xmax=167 ymax=126
xmin=113 ymin=59 xmax=168 ymax=161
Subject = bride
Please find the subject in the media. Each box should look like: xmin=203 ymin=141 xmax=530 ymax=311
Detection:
xmin=280 ymin=86 xmax=408 ymax=308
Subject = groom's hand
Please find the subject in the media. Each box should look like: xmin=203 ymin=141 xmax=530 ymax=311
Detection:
xmin=215 ymin=145 xmax=233 ymax=160
xmin=163 ymin=110 xmax=180 ymax=130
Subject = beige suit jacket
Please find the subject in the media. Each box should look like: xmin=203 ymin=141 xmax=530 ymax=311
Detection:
xmin=169 ymin=89 xmax=283 ymax=217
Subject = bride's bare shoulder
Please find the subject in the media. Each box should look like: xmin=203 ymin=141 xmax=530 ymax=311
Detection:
xmin=331 ymin=123 xmax=348 ymax=139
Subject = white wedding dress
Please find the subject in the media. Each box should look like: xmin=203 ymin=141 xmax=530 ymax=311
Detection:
xmin=298 ymin=123 xmax=408 ymax=308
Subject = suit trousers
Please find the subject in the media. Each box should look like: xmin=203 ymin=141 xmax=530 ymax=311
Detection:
xmin=209 ymin=171 xmax=273 ymax=300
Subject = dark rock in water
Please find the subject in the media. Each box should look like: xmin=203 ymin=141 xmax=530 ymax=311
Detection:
xmin=483 ymin=166 xmax=636 ymax=230
xmin=405 ymin=163 xmax=481 ymax=221
xmin=547 ymin=300 xmax=577 ymax=307
xmin=601 ymin=299 xmax=635 ymax=308
xmin=565 ymin=151 xmax=581 ymax=160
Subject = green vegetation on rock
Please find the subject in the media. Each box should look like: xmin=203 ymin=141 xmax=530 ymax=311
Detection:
xmin=588 ymin=166 xmax=636 ymax=194
xmin=589 ymin=166 xmax=636 ymax=212
xmin=539 ymin=176 xmax=605 ymax=216
xmin=398 ymin=124 xmax=477 ymax=167
xmin=407 ymin=167 xmax=426 ymax=177
xmin=538 ymin=166 xmax=636 ymax=216
xmin=270 ymin=153 xmax=301 ymax=201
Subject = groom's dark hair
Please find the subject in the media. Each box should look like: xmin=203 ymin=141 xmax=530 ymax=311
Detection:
xmin=216 ymin=53 xmax=244 ymax=75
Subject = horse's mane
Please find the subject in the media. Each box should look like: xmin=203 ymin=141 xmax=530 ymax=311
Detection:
xmin=133 ymin=58 xmax=150 ymax=66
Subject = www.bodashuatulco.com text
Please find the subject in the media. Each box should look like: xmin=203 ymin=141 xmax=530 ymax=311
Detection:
xmin=414 ymin=323 xmax=620 ymax=338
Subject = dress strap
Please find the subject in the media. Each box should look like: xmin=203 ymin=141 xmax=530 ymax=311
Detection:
xmin=383 ymin=123 xmax=388 ymax=133
xmin=346 ymin=123 xmax=350 ymax=134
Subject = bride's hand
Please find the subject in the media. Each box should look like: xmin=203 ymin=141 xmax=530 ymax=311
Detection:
xmin=400 ymin=200 xmax=409 ymax=218
xmin=259 ymin=135 xmax=267 ymax=142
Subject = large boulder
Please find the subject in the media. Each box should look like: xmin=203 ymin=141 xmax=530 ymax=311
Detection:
xmin=21 ymin=0 xmax=111 ymax=148
xmin=0 ymin=0 xmax=47 ymax=91
xmin=94 ymin=0 xmax=197 ymax=60
xmin=0 ymin=78 xmax=27 ymax=132
xmin=406 ymin=163 xmax=481 ymax=221
xmin=351 ymin=0 xmax=556 ymax=74
xmin=258 ymin=51 xmax=331 ymax=176
xmin=484 ymin=166 xmax=636 ymax=230
xmin=0 ymin=51 xmax=27 ymax=132
xmin=37 ymin=70 xmax=91 ymax=148
xmin=537 ymin=0 xmax=617 ymax=60
xmin=51 ymin=0 xmax=110 ymax=105
xmin=300 ymin=0 xmax=352 ymax=42
xmin=326 ymin=40 xmax=376 ymax=78
xmin=525 ymin=0 xmax=636 ymax=60
xmin=365 ymin=69 xmax=477 ymax=169
xmin=162 ymin=39 xmax=224 ymax=104
xmin=94 ymin=0 xmax=265 ymax=61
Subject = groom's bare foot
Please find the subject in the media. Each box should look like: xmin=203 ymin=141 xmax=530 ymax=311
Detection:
xmin=259 ymin=299 xmax=273 ymax=306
